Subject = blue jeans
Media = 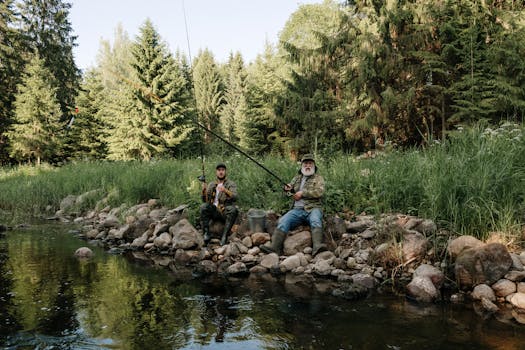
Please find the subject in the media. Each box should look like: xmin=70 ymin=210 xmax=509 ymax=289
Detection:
xmin=277 ymin=208 xmax=323 ymax=234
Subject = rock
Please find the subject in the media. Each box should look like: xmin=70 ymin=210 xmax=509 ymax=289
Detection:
xmin=136 ymin=206 xmax=151 ymax=217
xmin=102 ymin=215 xmax=120 ymax=228
xmin=174 ymin=249 xmax=191 ymax=264
xmin=404 ymin=218 xmax=423 ymax=230
xmin=511 ymin=253 xmax=524 ymax=271
xmin=280 ymin=255 xmax=301 ymax=272
xmin=471 ymin=284 xmax=496 ymax=301
xmin=402 ymin=231 xmax=428 ymax=262
xmin=454 ymin=243 xmax=512 ymax=289
xmin=520 ymin=252 xmax=525 ymax=266
xmin=413 ymin=264 xmax=445 ymax=289
xmin=337 ymin=248 xmax=352 ymax=260
xmin=241 ymin=254 xmax=257 ymax=264
xmin=249 ymin=265 xmax=268 ymax=274
xmin=352 ymin=273 xmax=377 ymax=289
xmin=447 ymin=235 xmax=485 ymax=260
xmin=128 ymin=217 xmax=155 ymax=240
xmin=260 ymin=253 xmax=279 ymax=269
xmin=346 ymin=220 xmax=374 ymax=233
xmin=226 ymin=262 xmax=248 ymax=275
xmin=251 ymin=232 xmax=270 ymax=246
xmin=491 ymin=279 xmax=516 ymax=297
xmin=196 ymin=260 xmax=217 ymax=274
xmin=346 ymin=257 xmax=357 ymax=269
xmin=283 ymin=230 xmax=311 ymax=256
xmin=152 ymin=222 xmax=170 ymax=237
xmin=375 ymin=243 xmax=390 ymax=254
xmin=85 ymin=229 xmax=99 ymax=239
xmin=242 ymin=236 xmax=253 ymax=248
xmin=131 ymin=232 xmax=149 ymax=248
xmin=518 ymin=282 xmax=525 ymax=293
xmin=149 ymin=208 xmax=168 ymax=221
xmin=313 ymin=251 xmax=336 ymax=264
xmin=406 ymin=276 xmax=439 ymax=303
xmin=74 ymin=247 xmax=93 ymax=258
xmin=313 ymin=260 xmax=332 ymax=276
xmin=512 ymin=309 xmax=525 ymax=324
xmin=414 ymin=219 xmax=437 ymax=234
xmin=60 ymin=195 xmax=78 ymax=212
xmin=509 ymin=293 xmax=525 ymax=309
xmin=247 ymin=247 xmax=260 ymax=255
xmin=480 ymin=297 xmax=499 ymax=313
xmin=153 ymin=232 xmax=172 ymax=249
xmin=505 ymin=270 xmax=525 ymax=282
xmin=170 ymin=219 xmax=203 ymax=249
xmin=360 ymin=229 xmax=376 ymax=239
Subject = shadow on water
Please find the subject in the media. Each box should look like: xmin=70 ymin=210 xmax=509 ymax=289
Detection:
xmin=1 ymin=225 xmax=525 ymax=349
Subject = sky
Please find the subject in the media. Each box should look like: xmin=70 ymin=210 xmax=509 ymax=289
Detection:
xmin=69 ymin=0 xmax=322 ymax=71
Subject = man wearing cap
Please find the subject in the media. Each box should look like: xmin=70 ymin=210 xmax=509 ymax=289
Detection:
xmin=261 ymin=154 xmax=327 ymax=256
xmin=200 ymin=163 xmax=238 ymax=245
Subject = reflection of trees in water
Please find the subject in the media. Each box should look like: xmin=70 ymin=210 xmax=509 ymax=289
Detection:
xmin=0 ymin=241 xmax=22 ymax=338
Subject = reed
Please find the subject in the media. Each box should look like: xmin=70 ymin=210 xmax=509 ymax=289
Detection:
xmin=1 ymin=123 xmax=524 ymax=240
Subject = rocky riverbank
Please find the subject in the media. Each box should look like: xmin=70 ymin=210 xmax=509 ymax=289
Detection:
xmin=4 ymin=192 xmax=525 ymax=325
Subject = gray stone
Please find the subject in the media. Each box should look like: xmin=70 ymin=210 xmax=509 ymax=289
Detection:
xmin=402 ymin=231 xmax=428 ymax=262
xmin=197 ymin=260 xmax=217 ymax=274
xmin=74 ymin=247 xmax=93 ymax=258
xmin=471 ymin=284 xmax=496 ymax=301
xmin=360 ymin=229 xmax=376 ymax=239
xmin=511 ymin=253 xmax=524 ymax=271
xmin=283 ymin=230 xmax=311 ymax=256
xmin=131 ymin=232 xmax=149 ymax=248
xmin=242 ymin=236 xmax=253 ymax=248
xmin=280 ymin=255 xmax=301 ymax=272
xmin=170 ymin=219 xmax=203 ymax=249
xmin=153 ymin=232 xmax=172 ymax=249
xmin=406 ymin=276 xmax=439 ymax=303
xmin=509 ymin=293 xmax=525 ymax=309
xmin=251 ymin=232 xmax=270 ymax=246
xmin=260 ymin=253 xmax=279 ymax=269
xmin=313 ymin=260 xmax=332 ymax=276
xmin=249 ymin=265 xmax=268 ymax=274
xmin=226 ymin=262 xmax=248 ymax=275
xmin=481 ymin=298 xmax=499 ymax=313
xmin=241 ymin=254 xmax=257 ymax=264
xmin=414 ymin=219 xmax=437 ymax=234
xmin=505 ymin=270 xmax=525 ymax=282
xmin=413 ymin=264 xmax=445 ymax=289
xmin=491 ymin=279 xmax=516 ymax=297
xmin=454 ymin=243 xmax=512 ymax=289
xmin=352 ymin=273 xmax=377 ymax=290
xmin=447 ymin=235 xmax=485 ymax=260
xmin=518 ymin=282 xmax=525 ymax=293
xmin=346 ymin=220 xmax=374 ymax=233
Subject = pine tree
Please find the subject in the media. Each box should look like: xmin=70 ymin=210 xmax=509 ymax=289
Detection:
xmin=17 ymin=0 xmax=80 ymax=120
xmin=70 ymin=69 xmax=108 ymax=159
xmin=7 ymin=54 xmax=63 ymax=165
xmin=220 ymin=52 xmax=248 ymax=147
xmin=106 ymin=19 xmax=191 ymax=160
xmin=0 ymin=0 xmax=24 ymax=163
xmin=192 ymin=49 xmax=224 ymax=147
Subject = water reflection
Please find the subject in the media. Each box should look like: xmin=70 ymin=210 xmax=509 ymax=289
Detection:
xmin=1 ymin=226 xmax=525 ymax=349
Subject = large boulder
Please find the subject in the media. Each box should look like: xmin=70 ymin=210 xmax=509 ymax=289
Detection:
xmin=406 ymin=276 xmax=439 ymax=303
xmin=447 ymin=235 xmax=485 ymax=260
xmin=283 ymin=230 xmax=311 ymax=256
xmin=170 ymin=219 xmax=203 ymax=249
xmin=454 ymin=243 xmax=512 ymax=289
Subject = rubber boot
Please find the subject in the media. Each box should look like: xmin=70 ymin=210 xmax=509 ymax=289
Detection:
xmin=260 ymin=229 xmax=286 ymax=255
xmin=203 ymin=226 xmax=211 ymax=245
xmin=221 ymin=219 xmax=234 ymax=245
xmin=311 ymin=227 xmax=327 ymax=256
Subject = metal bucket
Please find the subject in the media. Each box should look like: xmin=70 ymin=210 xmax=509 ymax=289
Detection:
xmin=247 ymin=209 xmax=266 ymax=233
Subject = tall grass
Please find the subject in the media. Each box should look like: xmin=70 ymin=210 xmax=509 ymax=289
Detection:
xmin=2 ymin=123 xmax=525 ymax=239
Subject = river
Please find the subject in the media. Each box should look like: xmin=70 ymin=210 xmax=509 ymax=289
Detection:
xmin=1 ymin=225 xmax=525 ymax=349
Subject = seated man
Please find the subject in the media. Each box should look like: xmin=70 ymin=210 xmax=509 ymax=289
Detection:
xmin=200 ymin=163 xmax=238 ymax=245
xmin=261 ymin=154 xmax=327 ymax=256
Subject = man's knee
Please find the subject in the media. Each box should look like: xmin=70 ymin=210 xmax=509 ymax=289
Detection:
xmin=223 ymin=206 xmax=238 ymax=220
xmin=309 ymin=209 xmax=323 ymax=228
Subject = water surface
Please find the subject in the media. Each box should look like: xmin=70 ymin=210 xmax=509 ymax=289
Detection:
xmin=1 ymin=225 xmax=524 ymax=349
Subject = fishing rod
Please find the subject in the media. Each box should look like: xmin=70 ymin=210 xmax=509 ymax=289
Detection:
xmin=182 ymin=0 xmax=206 ymax=185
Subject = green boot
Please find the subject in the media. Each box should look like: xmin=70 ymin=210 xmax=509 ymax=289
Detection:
xmin=220 ymin=207 xmax=238 ymax=245
xmin=202 ymin=226 xmax=211 ymax=245
xmin=260 ymin=229 xmax=286 ymax=255
xmin=311 ymin=227 xmax=327 ymax=256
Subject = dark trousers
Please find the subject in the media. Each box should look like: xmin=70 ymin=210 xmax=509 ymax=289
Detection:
xmin=200 ymin=203 xmax=238 ymax=235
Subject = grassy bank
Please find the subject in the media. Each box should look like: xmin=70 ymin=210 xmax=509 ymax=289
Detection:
xmin=1 ymin=123 xmax=525 ymax=240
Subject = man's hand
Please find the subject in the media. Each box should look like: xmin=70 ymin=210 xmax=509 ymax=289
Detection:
xmin=283 ymin=184 xmax=292 ymax=192
xmin=216 ymin=183 xmax=225 ymax=192
xmin=293 ymin=191 xmax=303 ymax=201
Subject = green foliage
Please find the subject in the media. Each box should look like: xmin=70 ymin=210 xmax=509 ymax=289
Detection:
xmin=106 ymin=20 xmax=192 ymax=160
xmin=7 ymin=54 xmax=64 ymax=164
xmin=3 ymin=124 xmax=525 ymax=239
xmin=17 ymin=0 xmax=80 ymax=119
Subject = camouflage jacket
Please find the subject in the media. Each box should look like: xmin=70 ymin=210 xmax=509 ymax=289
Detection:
xmin=202 ymin=178 xmax=238 ymax=212
xmin=289 ymin=172 xmax=325 ymax=212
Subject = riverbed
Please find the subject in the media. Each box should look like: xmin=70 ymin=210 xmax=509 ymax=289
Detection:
xmin=1 ymin=225 xmax=524 ymax=349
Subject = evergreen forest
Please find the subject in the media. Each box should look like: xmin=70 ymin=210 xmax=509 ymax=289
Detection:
xmin=1 ymin=0 xmax=524 ymax=165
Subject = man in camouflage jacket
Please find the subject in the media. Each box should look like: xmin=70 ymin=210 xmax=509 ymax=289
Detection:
xmin=261 ymin=154 xmax=327 ymax=256
xmin=200 ymin=163 xmax=238 ymax=245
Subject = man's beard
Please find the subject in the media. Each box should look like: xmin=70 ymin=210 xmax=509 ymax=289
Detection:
xmin=217 ymin=175 xmax=226 ymax=181
xmin=301 ymin=166 xmax=314 ymax=176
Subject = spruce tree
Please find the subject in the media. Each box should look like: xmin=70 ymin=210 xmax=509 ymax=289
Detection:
xmin=0 ymin=0 xmax=24 ymax=163
xmin=7 ymin=54 xmax=63 ymax=165
xmin=220 ymin=52 xmax=248 ymax=147
xmin=192 ymin=49 xmax=224 ymax=147
xmin=106 ymin=19 xmax=191 ymax=160
xmin=17 ymin=0 xmax=80 ymax=120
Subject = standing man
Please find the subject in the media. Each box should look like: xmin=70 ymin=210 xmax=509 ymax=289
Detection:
xmin=200 ymin=163 xmax=238 ymax=245
xmin=261 ymin=154 xmax=327 ymax=256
